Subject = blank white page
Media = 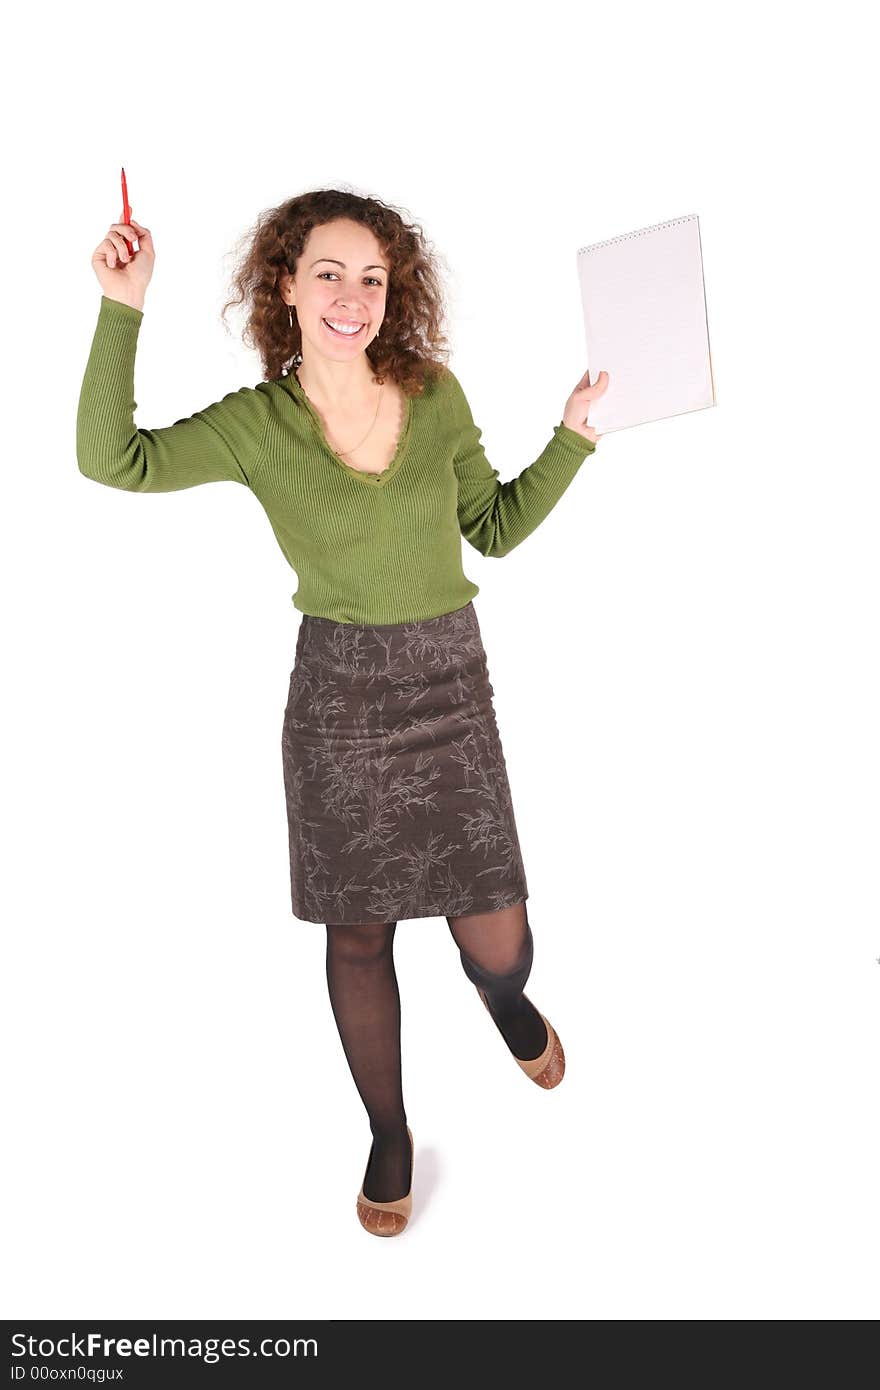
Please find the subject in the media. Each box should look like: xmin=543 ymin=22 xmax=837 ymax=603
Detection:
xmin=575 ymin=214 xmax=716 ymax=434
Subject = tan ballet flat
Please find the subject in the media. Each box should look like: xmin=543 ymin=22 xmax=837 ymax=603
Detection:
xmin=476 ymin=988 xmax=566 ymax=1089
xmin=356 ymin=1126 xmax=414 ymax=1237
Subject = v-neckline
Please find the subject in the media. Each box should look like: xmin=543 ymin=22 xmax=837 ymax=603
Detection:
xmin=285 ymin=370 xmax=414 ymax=489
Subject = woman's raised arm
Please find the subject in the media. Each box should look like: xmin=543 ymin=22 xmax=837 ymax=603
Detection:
xmin=448 ymin=370 xmax=598 ymax=558
xmin=78 ymin=215 xmax=269 ymax=492
xmin=76 ymin=296 xmax=269 ymax=492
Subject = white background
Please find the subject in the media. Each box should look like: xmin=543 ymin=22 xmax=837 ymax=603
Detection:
xmin=3 ymin=0 xmax=878 ymax=1321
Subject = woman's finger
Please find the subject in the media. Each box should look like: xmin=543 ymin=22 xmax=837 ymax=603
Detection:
xmin=107 ymin=231 xmax=131 ymax=260
xmin=573 ymin=370 xmax=609 ymax=394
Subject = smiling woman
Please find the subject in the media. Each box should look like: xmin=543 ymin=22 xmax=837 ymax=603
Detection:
xmin=80 ymin=185 xmax=599 ymax=1236
xmin=220 ymin=187 xmax=451 ymax=394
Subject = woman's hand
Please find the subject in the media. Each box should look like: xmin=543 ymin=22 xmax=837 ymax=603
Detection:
xmin=91 ymin=210 xmax=155 ymax=310
xmin=563 ymin=369 xmax=609 ymax=443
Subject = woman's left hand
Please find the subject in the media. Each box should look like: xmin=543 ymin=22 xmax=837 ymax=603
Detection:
xmin=563 ymin=369 xmax=609 ymax=443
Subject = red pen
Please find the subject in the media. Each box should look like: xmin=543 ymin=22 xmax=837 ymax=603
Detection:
xmin=120 ymin=166 xmax=135 ymax=256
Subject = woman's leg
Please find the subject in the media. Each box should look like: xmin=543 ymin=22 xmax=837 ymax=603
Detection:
xmin=325 ymin=920 xmax=411 ymax=1202
xmin=446 ymin=901 xmax=549 ymax=1060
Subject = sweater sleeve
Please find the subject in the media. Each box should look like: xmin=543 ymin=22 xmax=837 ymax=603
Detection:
xmin=76 ymin=296 xmax=269 ymax=493
xmin=448 ymin=369 xmax=596 ymax=558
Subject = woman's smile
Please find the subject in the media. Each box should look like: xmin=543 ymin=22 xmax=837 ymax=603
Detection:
xmin=322 ymin=316 xmax=366 ymax=339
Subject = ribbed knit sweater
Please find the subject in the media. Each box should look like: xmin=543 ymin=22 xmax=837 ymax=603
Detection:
xmin=76 ymin=295 xmax=597 ymax=624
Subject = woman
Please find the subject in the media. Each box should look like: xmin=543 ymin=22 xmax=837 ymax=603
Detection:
xmin=77 ymin=188 xmax=609 ymax=1238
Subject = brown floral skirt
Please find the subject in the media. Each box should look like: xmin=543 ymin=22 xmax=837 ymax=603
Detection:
xmin=280 ymin=600 xmax=529 ymax=924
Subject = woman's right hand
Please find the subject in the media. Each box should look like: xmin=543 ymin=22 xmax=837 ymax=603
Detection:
xmin=91 ymin=210 xmax=155 ymax=309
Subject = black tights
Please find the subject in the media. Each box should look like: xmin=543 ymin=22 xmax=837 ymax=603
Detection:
xmin=324 ymin=900 xmax=548 ymax=1202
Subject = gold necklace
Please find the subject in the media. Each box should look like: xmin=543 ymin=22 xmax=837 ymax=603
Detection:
xmin=297 ymin=374 xmax=383 ymax=457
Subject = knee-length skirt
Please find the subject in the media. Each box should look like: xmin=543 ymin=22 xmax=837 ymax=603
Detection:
xmin=280 ymin=600 xmax=529 ymax=924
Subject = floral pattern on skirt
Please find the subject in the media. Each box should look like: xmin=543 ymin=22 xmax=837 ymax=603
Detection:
xmin=280 ymin=600 xmax=529 ymax=924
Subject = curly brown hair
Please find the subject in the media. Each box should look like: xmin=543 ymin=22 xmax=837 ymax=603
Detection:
xmin=219 ymin=187 xmax=453 ymax=396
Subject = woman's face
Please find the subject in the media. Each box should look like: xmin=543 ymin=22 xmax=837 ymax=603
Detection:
xmin=285 ymin=218 xmax=389 ymax=366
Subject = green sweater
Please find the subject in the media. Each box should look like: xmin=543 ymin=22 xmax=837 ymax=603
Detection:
xmin=76 ymin=295 xmax=597 ymax=625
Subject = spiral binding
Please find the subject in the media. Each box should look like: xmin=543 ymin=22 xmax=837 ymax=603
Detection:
xmin=576 ymin=213 xmax=698 ymax=258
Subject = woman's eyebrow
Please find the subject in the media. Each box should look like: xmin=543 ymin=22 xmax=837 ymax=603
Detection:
xmin=309 ymin=257 xmax=388 ymax=273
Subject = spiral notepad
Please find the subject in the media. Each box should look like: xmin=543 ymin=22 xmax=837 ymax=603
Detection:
xmin=575 ymin=214 xmax=716 ymax=434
